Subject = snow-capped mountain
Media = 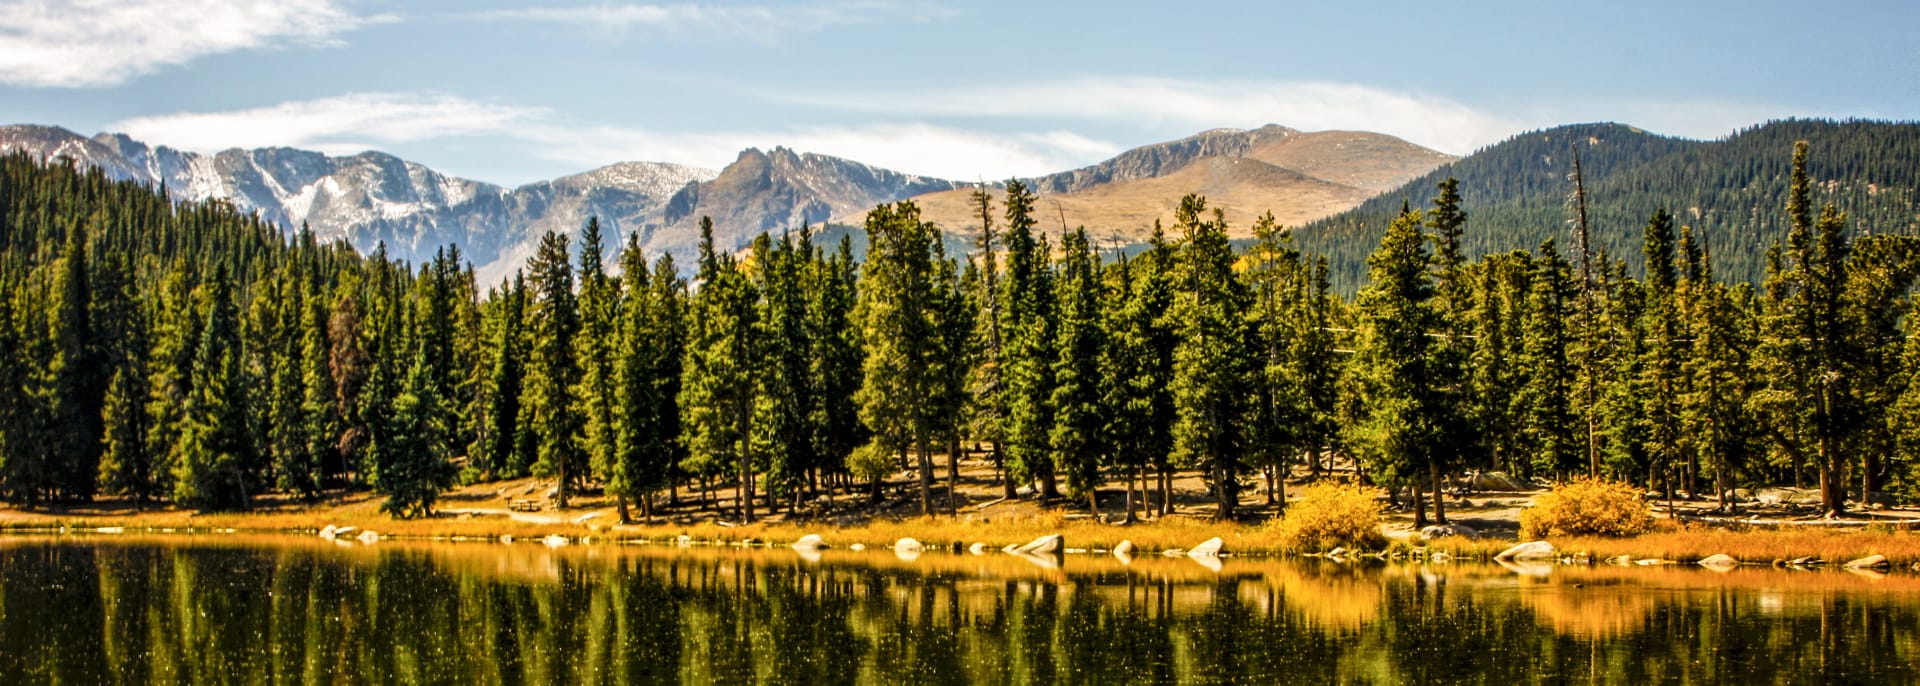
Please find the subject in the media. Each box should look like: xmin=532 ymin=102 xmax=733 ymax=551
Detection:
xmin=2 ymin=124 xmax=979 ymax=282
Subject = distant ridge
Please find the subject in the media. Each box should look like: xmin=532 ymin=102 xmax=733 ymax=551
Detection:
xmin=900 ymin=124 xmax=1454 ymax=244
xmin=1298 ymin=119 xmax=1920 ymax=292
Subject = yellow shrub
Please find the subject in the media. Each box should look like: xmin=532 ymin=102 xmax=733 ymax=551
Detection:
xmin=1519 ymin=478 xmax=1654 ymax=539
xmin=1274 ymin=483 xmax=1387 ymax=552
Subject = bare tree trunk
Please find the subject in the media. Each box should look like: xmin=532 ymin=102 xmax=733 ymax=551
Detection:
xmin=616 ymin=493 xmax=632 ymax=525
xmin=915 ymin=438 xmax=933 ymax=516
xmin=1159 ymin=467 xmax=1172 ymax=517
xmin=1820 ymin=434 xmax=1844 ymax=518
xmin=1412 ymin=483 xmax=1429 ymax=528
xmin=1124 ymin=463 xmax=1138 ymax=524
xmin=948 ymin=434 xmax=961 ymax=512
xmin=1215 ymin=463 xmax=1236 ymax=520
xmin=1430 ymin=462 xmax=1446 ymax=525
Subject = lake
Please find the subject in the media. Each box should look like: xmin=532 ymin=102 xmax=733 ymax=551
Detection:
xmin=2 ymin=534 xmax=1917 ymax=684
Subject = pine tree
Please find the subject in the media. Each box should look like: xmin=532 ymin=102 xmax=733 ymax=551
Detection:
xmin=94 ymin=252 xmax=156 ymax=505
xmin=297 ymin=292 xmax=340 ymax=492
xmin=0 ymin=286 xmax=30 ymax=502
xmin=1291 ymin=257 xmax=1342 ymax=481
xmin=1000 ymin=180 xmax=1061 ymax=499
xmin=1638 ymin=209 xmax=1688 ymax=501
xmin=1348 ymin=206 xmax=1444 ymax=523
xmin=1520 ymin=241 xmax=1582 ymax=478
xmin=143 ymin=264 xmax=199 ymax=503
xmin=679 ymin=218 xmax=759 ymax=520
xmin=929 ymin=240 xmax=975 ymax=511
xmin=805 ymin=237 xmax=862 ymax=496
xmin=172 ymin=263 xmax=256 ymax=510
xmin=1423 ymin=179 xmax=1475 ymax=524
xmin=608 ymin=234 xmax=677 ymax=522
xmin=328 ymin=287 xmax=372 ymax=484
xmin=1469 ymin=251 xmax=1534 ymax=474
xmin=477 ymin=273 xmax=531 ymax=477
xmin=575 ymin=219 xmax=618 ymax=501
xmin=1753 ymin=141 xmax=1872 ymax=517
xmin=377 ymin=340 xmax=458 ymax=518
xmin=853 ymin=201 xmax=947 ymax=515
xmin=1169 ymin=195 xmax=1254 ymax=519
xmin=1683 ymin=242 xmax=1754 ymax=511
xmin=1048 ymin=227 xmax=1106 ymax=512
xmin=526 ymin=230 xmax=587 ymax=508
xmin=750 ymin=232 xmax=812 ymax=512
xmin=42 ymin=222 xmax=103 ymax=500
xmin=1243 ymin=213 xmax=1302 ymax=509
xmin=966 ymin=188 xmax=1012 ymax=497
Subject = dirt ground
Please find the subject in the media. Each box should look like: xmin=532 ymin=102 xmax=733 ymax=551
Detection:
xmin=7 ymin=448 xmax=1919 ymax=544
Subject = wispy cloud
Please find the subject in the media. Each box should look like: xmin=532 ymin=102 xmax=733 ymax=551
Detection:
xmin=104 ymin=92 xmax=1099 ymax=183
xmin=111 ymin=93 xmax=549 ymax=155
xmin=772 ymin=76 xmax=1526 ymax=155
xmin=472 ymin=1 xmax=945 ymax=43
xmin=0 ymin=0 xmax=383 ymax=88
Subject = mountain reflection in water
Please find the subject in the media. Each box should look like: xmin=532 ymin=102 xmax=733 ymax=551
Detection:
xmin=1 ymin=535 xmax=1916 ymax=684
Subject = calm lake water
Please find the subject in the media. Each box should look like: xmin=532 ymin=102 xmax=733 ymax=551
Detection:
xmin=2 ymin=535 xmax=1917 ymax=684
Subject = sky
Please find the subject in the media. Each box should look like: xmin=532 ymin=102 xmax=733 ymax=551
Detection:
xmin=2 ymin=0 xmax=1916 ymax=187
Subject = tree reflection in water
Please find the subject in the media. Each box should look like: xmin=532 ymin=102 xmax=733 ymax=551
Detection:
xmin=1 ymin=537 xmax=1917 ymax=684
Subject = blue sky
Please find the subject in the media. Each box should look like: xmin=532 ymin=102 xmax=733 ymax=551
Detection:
xmin=3 ymin=0 xmax=1915 ymax=186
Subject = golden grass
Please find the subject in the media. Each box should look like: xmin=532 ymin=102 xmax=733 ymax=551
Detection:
xmin=1 ymin=500 xmax=1276 ymax=555
xmin=613 ymin=511 xmax=1272 ymax=555
xmin=1551 ymin=524 xmax=1920 ymax=566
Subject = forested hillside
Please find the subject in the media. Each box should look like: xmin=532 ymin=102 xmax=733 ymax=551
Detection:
xmin=6 ymin=134 xmax=1920 ymax=525
xmin=1301 ymin=120 xmax=1920 ymax=293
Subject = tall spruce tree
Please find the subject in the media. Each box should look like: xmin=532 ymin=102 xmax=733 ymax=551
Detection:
xmin=1521 ymin=240 xmax=1582 ymax=478
xmin=1000 ymin=180 xmax=1062 ymax=499
xmin=526 ymin=230 xmax=587 ymax=508
xmin=575 ymin=219 xmax=618 ymax=501
xmin=1048 ymin=227 xmax=1106 ymax=511
xmin=1169 ymin=195 xmax=1254 ymax=519
xmin=377 ymin=340 xmax=458 ymax=518
xmin=297 ymin=292 xmax=340 ymax=492
xmin=680 ymin=219 xmax=759 ymax=520
xmin=967 ymin=188 xmax=1012 ymax=497
xmin=806 ymin=236 xmax=862 ymax=496
xmin=172 ymin=263 xmax=256 ymax=510
xmin=0 ymin=286 xmax=29 ymax=502
xmin=43 ymin=223 xmax=103 ymax=500
xmin=750 ymin=232 xmax=812 ymax=511
xmin=1244 ymin=213 xmax=1302 ymax=508
xmin=853 ymin=201 xmax=947 ymax=515
xmin=1753 ymin=141 xmax=1867 ymax=517
xmin=1638 ymin=209 xmax=1689 ymax=501
xmin=1349 ymin=206 xmax=1444 ymax=524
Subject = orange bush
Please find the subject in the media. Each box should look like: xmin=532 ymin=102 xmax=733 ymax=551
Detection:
xmin=1519 ymin=478 xmax=1654 ymax=539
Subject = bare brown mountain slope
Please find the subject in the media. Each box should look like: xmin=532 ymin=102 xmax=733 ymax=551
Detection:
xmin=898 ymin=127 xmax=1455 ymax=242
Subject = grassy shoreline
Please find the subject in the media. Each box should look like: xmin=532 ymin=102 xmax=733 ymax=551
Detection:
xmin=8 ymin=501 xmax=1920 ymax=570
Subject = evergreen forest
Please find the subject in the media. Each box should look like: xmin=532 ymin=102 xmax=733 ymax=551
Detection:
xmin=4 ymin=134 xmax=1920 ymax=525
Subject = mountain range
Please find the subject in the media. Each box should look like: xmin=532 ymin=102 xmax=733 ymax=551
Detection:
xmin=0 ymin=123 xmax=1450 ymax=281
xmin=13 ymin=118 xmax=1910 ymax=291
xmin=903 ymin=124 xmax=1453 ymax=245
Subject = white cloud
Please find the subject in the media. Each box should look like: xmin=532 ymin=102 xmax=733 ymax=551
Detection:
xmin=0 ymin=0 xmax=380 ymax=88
xmin=473 ymin=1 xmax=943 ymax=43
xmin=104 ymin=91 xmax=1106 ymax=183
xmin=111 ymin=93 xmax=549 ymax=154
xmin=773 ymin=76 xmax=1527 ymax=156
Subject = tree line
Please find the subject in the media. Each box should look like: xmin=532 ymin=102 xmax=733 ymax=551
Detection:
xmin=2 ymin=140 xmax=1917 ymax=522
